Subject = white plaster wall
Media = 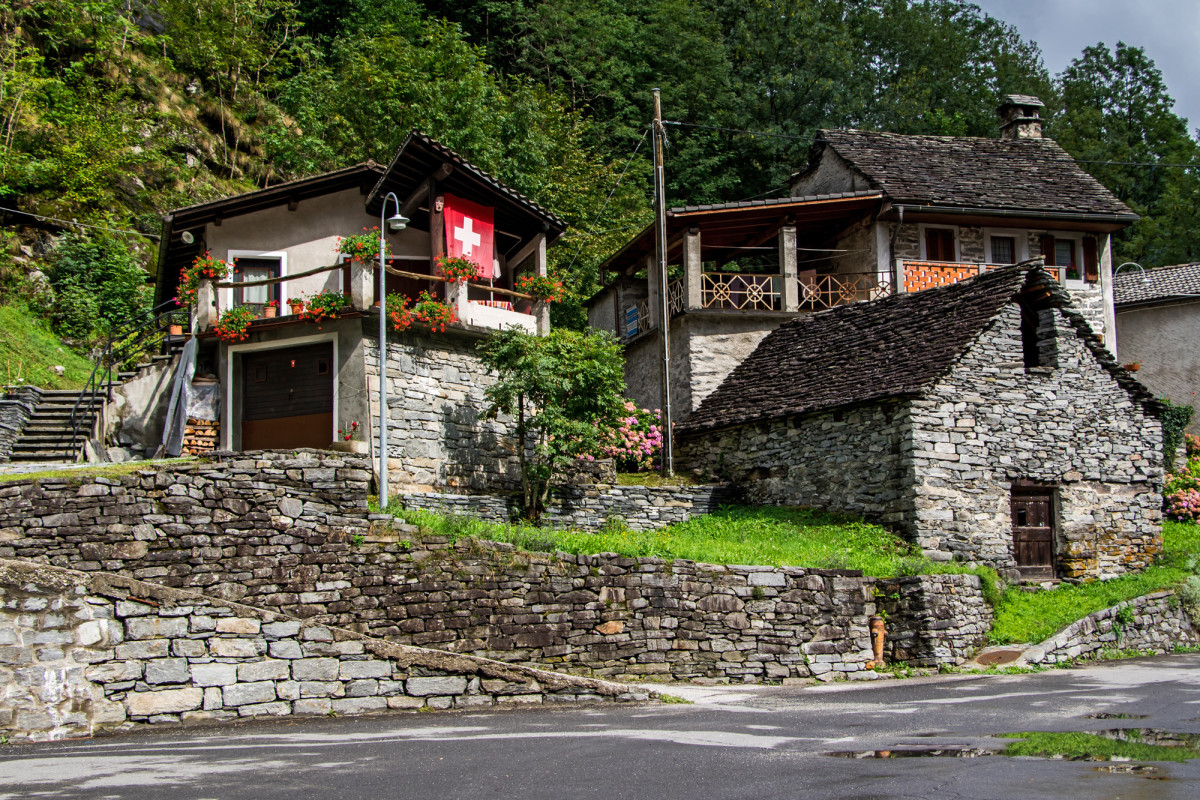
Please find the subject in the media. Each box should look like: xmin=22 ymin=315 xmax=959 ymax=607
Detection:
xmin=1117 ymin=300 xmax=1200 ymax=432
xmin=204 ymin=188 xmax=431 ymax=306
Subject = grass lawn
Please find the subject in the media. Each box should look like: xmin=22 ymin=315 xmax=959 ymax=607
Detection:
xmin=391 ymin=503 xmax=989 ymax=580
xmin=988 ymin=520 xmax=1200 ymax=645
xmin=1000 ymin=730 xmax=1200 ymax=762
xmin=0 ymin=301 xmax=95 ymax=389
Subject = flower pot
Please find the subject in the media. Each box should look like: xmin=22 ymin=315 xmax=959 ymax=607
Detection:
xmin=168 ymin=324 xmax=183 ymax=336
xmin=329 ymin=440 xmax=369 ymax=454
xmin=263 ymin=306 xmax=277 ymax=318
xmin=289 ymin=303 xmax=304 ymax=315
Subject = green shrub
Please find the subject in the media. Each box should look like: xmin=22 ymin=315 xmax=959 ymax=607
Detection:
xmin=50 ymin=284 xmax=99 ymax=339
xmin=47 ymin=232 xmax=149 ymax=333
xmin=1159 ymin=397 xmax=1195 ymax=471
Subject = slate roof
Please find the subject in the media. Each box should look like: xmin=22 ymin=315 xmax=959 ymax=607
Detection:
xmin=1114 ymin=262 xmax=1200 ymax=306
xmin=803 ymin=130 xmax=1137 ymax=220
xmin=677 ymin=263 xmax=1156 ymax=435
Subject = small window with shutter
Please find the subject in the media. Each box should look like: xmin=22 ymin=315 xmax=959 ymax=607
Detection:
xmin=924 ymin=228 xmax=956 ymax=262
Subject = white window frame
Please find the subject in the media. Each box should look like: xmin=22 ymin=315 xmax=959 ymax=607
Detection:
xmin=221 ymin=331 xmax=339 ymax=451
xmin=917 ymin=224 xmax=960 ymax=263
xmin=223 ymin=250 xmax=287 ymax=313
xmin=1049 ymin=234 xmax=1085 ymax=289
xmin=983 ymin=228 xmax=1028 ymax=265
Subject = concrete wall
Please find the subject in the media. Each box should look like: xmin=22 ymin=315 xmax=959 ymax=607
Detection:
xmin=204 ymin=188 xmax=431 ymax=309
xmin=1116 ymin=300 xmax=1200 ymax=433
xmin=0 ymin=559 xmax=643 ymax=742
xmin=105 ymin=359 xmax=177 ymax=456
xmin=913 ymin=303 xmax=1163 ymax=578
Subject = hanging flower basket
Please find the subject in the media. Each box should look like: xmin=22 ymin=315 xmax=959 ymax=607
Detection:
xmin=213 ymin=306 xmax=255 ymax=344
xmin=516 ymin=274 xmax=567 ymax=303
xmin=300 ymin=291 xmax=349 ymax=324
xmin=338 ymin=227 xmax=389 ymax=264
xmin=436 ymin=255 xmax=481 ymax=283
xmin=178 ymin=252 xmax=230 ymax=306
xmin=412 ymin=290 xmax=457 ymax=332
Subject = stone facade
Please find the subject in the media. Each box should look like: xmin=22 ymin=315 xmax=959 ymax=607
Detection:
xmin=363 ymin=328 xmax=522 ymax=493
xmin=0 ymin=453 xmax=990 ymax=685
xmin=678 ymin=301 xmax=1163 ymax=579
xmin=1021 ymin=590 xmax=1199 ymax=665
xmin=0 ymin=559 xmax=643 ymax=742
xmin=399 ymin=483 xmax=734 ymax=532
xmin=0 ymin=386 xmax=41 ymax=462
xmin=876 ymin=574 xmax=994 ymax=666
xmin=677 ymin=401 xmax=911 ymax=529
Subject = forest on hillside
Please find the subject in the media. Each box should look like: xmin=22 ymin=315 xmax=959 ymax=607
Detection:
xmin=1 ymin=0 xmax=1198 ymax=331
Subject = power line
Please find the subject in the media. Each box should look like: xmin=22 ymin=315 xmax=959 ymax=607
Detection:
xmin=663 ymin=120 xmax=814 ymax=143
xmin=564 ymin=128 xmax=650 ymax=272
xmin=0 ymin=205 xmax=160 ymax=239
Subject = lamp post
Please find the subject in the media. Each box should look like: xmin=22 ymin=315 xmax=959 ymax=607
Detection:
xmin=1115 ymin=262 xmax=1152 ymax=284
xmin=378 ymin=193 xmax=409 ymax=507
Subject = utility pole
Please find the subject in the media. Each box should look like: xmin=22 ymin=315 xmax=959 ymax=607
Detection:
xmin=652 ymin=88 xmax=674 ymax=476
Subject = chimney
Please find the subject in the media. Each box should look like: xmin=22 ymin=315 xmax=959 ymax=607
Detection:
xmin=997 ymin=94 xmax=1044 ymax=140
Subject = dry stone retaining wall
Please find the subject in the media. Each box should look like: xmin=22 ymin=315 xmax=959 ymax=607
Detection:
xmin=0 ymin=386 xmax=41 ymax=462
xmin=0 ymin=559 xmax=645 ymax=743
xmin=399 ymin=483 xmax=735 ymax=532
xmin=0 ymin=452 xmax=991 ymax=685
xmin=1020 ymin=590 xmax=1199 ymax=665
xmin=876 ymin=574 xmax=995 ymax=666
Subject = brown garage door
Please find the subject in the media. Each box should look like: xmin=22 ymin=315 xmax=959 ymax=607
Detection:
xmin=241 ymin=343 xmax=334 ymax=450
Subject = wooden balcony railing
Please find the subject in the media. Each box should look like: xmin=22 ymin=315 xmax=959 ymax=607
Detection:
xmin=701 ymin=273 xmax=781 ymax=311
xmin=903 ymin=261 xmax=1060 ymax=293
xmin=668 ymin=279 xmax=685 ymax=317
xmin=798 ymin=272 xmax=891 ymax=310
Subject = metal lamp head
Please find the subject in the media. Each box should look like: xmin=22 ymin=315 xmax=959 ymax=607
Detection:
xmin=386 ymin=212 xmax=409 ymax=233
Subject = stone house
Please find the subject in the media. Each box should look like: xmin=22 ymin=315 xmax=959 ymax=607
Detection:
xmin=152 ymin=131 xmax=566 ymax=492
xmin=1114 ymin=262 xmax=1200 ymax=434
xmin=589 ymin=96 xmax=1137 ymax=421
xmin=676 ymin=263 xmax=1164 ymax=581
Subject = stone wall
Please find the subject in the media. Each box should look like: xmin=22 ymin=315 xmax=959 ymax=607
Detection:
xmin=0 ymin=385 xmax=41 ymax=462
xmin=0 ymin=559 xmax=642 ymax=743
xmin=363 ymin=328 xmax=521 ymax=493
xmin=399 ymin=483 xmax=735 ymax=532
xmin=677 ymin=400 xmax=911 ymax=529
xmin=0 ymin=453 xmax=990 ymax=682
xmin=911 ymin=304 xmax=1162 ymax=577
xmin=1021 ymin=591 xmax=1199 ymax=665
xmin=877 ymin=574 xmax=994 ymax=667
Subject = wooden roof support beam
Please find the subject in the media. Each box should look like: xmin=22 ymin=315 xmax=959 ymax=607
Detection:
xmin=398 ymin=163 xmax=455 ymax=218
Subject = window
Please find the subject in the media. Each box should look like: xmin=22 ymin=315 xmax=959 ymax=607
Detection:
xmin=1040 ymin=234 xmax=1096 ymax=285
xmin=231 ymin=255 xmax=282 ymax=313
xmin=924 ymin=228 xmax=956 ymax=262
xmin=990 ymin=236 xmax=1016 ymax=265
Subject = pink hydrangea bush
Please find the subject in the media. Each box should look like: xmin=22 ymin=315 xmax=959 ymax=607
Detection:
xmin=598 ymin=401 xmax=663 ymax=471
xmin=1167 ymin=488 xmax=1200 ymax=523
xmin=1166 ymin=440 xmax=1200 ymax=522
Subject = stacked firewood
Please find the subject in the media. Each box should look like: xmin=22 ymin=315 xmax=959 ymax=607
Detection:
xmin=182 ymin=418 xmax=219 ymax=455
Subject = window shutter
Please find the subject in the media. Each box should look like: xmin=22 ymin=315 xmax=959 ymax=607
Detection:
xmin=1082 ymin=237 xmax=1099 ymax=282
xmin=1040 ymin=234 xmax=1056 ymax=266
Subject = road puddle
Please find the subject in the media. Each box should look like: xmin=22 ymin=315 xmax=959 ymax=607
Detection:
xmin=1085 ymin=713 xmax=1148 ymax=720
xmin=824 ymin=746 xmax=995 ymax=759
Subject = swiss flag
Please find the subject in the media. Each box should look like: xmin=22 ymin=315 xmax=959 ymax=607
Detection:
xmin=443 ymin=193 xmax=495 ymax=279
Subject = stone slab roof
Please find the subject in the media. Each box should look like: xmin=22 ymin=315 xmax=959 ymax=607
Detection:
xmin=678 ymin=263 xmax=1155 ymax=435
xmin=1114 ymin=262 xmax=1200 ymax=306
xmin=806 ymin=130 xmax=1137 ymax=220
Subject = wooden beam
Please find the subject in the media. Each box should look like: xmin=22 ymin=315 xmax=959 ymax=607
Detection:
xmin=398 ymin=164 xmax=455 ymax=219
xmin=506 ymin=232 xmax=546 ymax=272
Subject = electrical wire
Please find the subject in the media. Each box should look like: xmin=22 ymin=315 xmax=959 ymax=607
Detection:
xmin=0 ymin=205 xmax=160 ymax=239
xmin=662 ymin=120 xmax=814 ymax=143
xmin=564 ymin=128 xmax=651 ymax=272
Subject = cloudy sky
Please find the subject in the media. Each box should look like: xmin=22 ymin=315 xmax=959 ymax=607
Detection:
xmin=973 ymin=0 xmax=1200 ymax=134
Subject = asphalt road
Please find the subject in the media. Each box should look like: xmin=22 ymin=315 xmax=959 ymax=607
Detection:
xmin=3 ymin=653 xmax=1200 ymax=799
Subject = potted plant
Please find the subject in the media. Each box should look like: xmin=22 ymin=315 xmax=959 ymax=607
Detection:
xmin=213 ymin=306 xmax=255 ymax=344
xmin=331 ymin=420 xmax=368 ymax=454
xmin=178 ymin=252 xmax=230 ymax=306
xmin=300 ymin=290 xmax=349 ymax=324
xmin=167 ymin=311 xmax=186 ymax=336
xmin=262 ymin=299 xmax=278 ymax=319
xmin=338 ymin=227 xmax=389 ymax=264
xmin=436 ymin=255 xmax=481 ymax=283
xmin=411 ymin=290 xmax=457 ymax=332
xmin=287 ymin=296 xmax=306 ymax=315
xmin=516 ymin=274 xmax=567 ymax=303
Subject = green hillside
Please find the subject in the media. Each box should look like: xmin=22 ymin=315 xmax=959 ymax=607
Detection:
xmin=0 ymin=301 xmax=95 ymax=389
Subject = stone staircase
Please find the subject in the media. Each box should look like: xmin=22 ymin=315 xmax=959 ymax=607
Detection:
xmin=6 ymin=352 xmax=181 ymax=463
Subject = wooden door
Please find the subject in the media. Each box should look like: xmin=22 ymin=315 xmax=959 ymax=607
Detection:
xmin=1011 ymin=487 xmax=1055 ymax=579
xmin=241 ymin=343 xmax=334 ymax=450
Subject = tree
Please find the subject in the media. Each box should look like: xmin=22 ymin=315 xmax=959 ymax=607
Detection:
xmin=477 ymin=327 xmax=625 ymax=519
xmin=1053 ymin=42 xmax=1200 ymax=266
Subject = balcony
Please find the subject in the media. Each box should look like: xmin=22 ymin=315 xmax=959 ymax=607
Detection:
xmin=902 ymin=261 xmax=1059 ymax=293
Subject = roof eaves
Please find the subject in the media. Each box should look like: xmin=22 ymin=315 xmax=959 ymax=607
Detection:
xmin=167 ymin=163 xmax=381 ymax=221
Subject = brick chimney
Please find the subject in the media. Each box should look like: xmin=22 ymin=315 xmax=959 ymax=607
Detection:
xmin=998 ymin=94 xmax=1044 ymax=140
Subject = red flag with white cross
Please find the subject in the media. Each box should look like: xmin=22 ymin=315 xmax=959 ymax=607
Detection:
xmin=443 ymin=193 xmax=495 ymax=279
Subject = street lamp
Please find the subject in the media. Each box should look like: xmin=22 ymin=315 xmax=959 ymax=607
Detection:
xmin=1115 ymin=262 xmax=1152 ymax=284
xmin=378 ymin=193 xmax=409 ymax=506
